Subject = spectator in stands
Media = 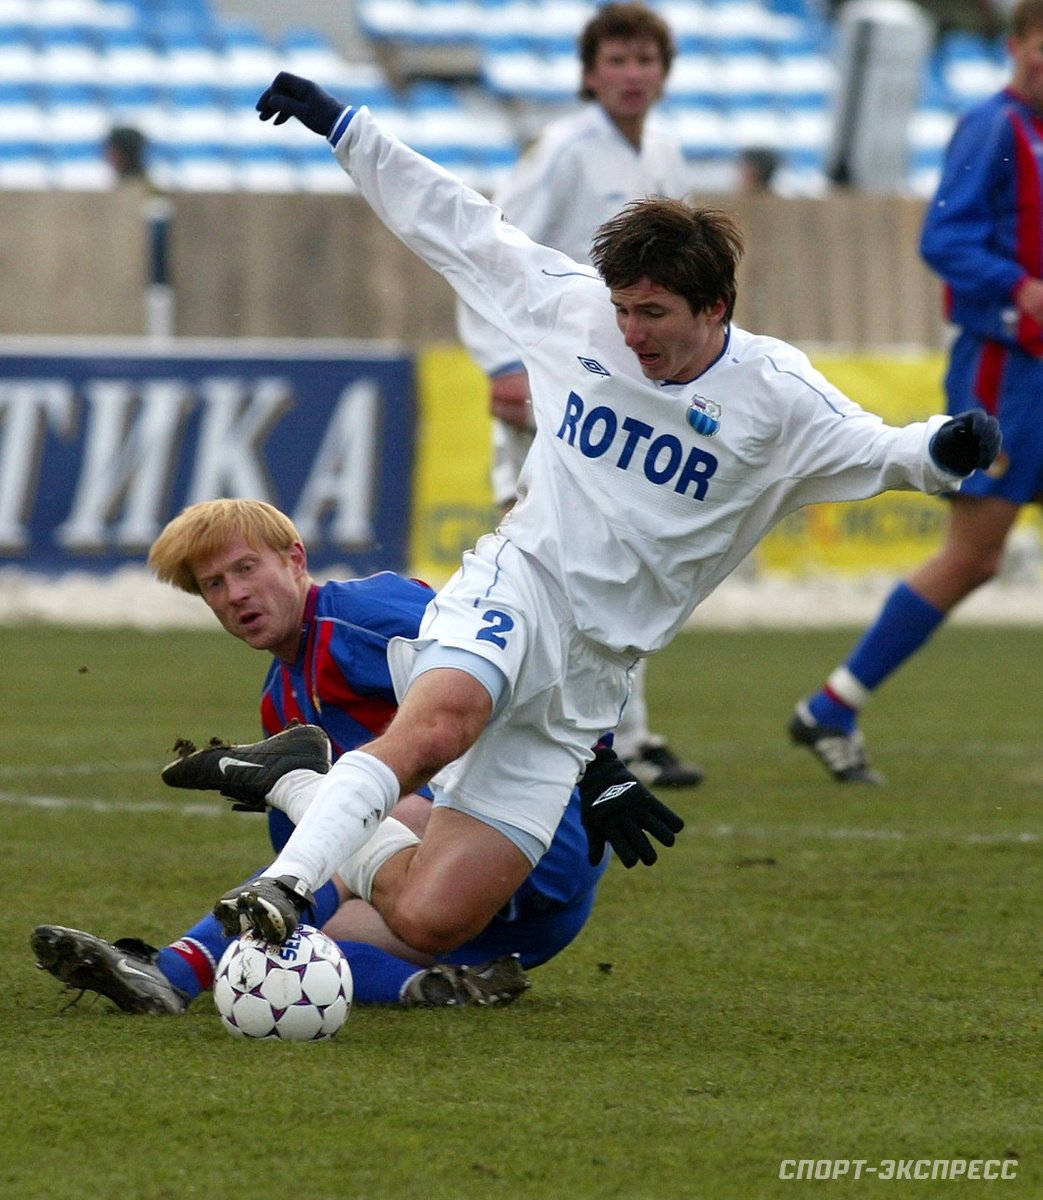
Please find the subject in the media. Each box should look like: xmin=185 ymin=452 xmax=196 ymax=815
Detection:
xmin=737 ymin=147 xmax=781 ymax=193
xmin=790 ymin=0 xmax=1043 ymax=784
xmin=456 ymin=1 xmax=703 ymax=790
xmin=105 ymin=125 xmax=149 ymax=185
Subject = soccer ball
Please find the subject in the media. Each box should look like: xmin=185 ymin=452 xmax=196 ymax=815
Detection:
xmin=214 ymin=924 xmax=353 ymax=1041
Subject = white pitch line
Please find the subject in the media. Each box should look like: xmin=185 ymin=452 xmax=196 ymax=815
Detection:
xmin=699 ymin=821 xmax=1041 ymax=846
xmin=1 ymin=789 xmax=1037 ymax=845
xmin=0 ymin=790 xmax=229 ymax=817
xmin=0 ymin=760 xmax=161 ymax=779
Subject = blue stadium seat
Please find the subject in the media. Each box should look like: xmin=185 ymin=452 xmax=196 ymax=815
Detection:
xmin=279 ymin=27 xmax=351 ymax=89
xmin=154 ymin=24 xmax=222 ymax=87
xmin=0 ymin=80 xmax=45 ymax=140
xmin=96 ymin=23 xmax=162 ymax=84
xmin=234 ymin=142 xmax=298 ymax=192
xmin=48 ymin=137 xmax=110 ymax=189
xmin=162 ymin=142 xmax=237 ymax=191
xmin=213 ymin=16 xmax=280 ymax=89
xmin=41 ymin=81 xmax=109 ymax=142
xmin=938 ymin=30 xmax=1008 ymax=108
xmin=725 ymin=99 xmax=784 ymax=150
xmin=293 ymin=140 xmax=357 ymax=192
xmin=36 ymin=22 xmax=102 ymax=84
xmin=160 ymin=84 xmax=230 ymax=147
xmin=0 ymin=139 xmax=50 ymax=189
xmin=713 ymin=37 xmax=777 ymax=103
xmin=0 ymin=21 xmax=36 ymax=85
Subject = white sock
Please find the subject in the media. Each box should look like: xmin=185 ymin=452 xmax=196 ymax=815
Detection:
xmin=826 ymin=665 xmax=871 ymax=710
xmin=267 ymin=750 xmax=401 ymax=889
xmin=267 ymin=770 xmax=323 ymax=825
xmin=337 ymin=817 xmax=419 ymax=902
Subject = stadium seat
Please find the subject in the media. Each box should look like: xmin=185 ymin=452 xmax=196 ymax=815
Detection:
xmin=96 ymin=24 xmax=162 ymax=85
xmin=713 ymin=37 xmax=777 ymax=103
xmin=234 ymin=143 xmax=298 ymax=192
xmin=939 ymin=30 xmax=1007 ymax=107
xmin=666 ymin=38 xmax=722 ymax=105
xmin=293 ymin=140 xmax=357 ymax=193
xmin=160 ymin=85 xmax=231 ymax=147
xmin=0 ymin=139 xmax=49 ymax=188
xmin=279 ymin=27 xmax=352 ymax=89
xmin=35 ymin=22 xmax=102 ymax=83
xmin=102 ymin=80 xmax=167 ymax=143
xmin=0 ymin=21 xmax=36 ymax=83
xmin=213 ymin=16 xmax=280 ymax=88
xmin=659 ymin=97 xmax=731 ymax=159
xmin=0 ymin=81 xmax=45 ymax=140
xmin=154 ymin=24 xmax=222 ymax=87
xmin=725 ymin=100 xmax=784 ymax=150
xmin=777 ymin=94 xmax=832 ymax=155
xmin=41 ymin=82 xmax=110 ymax=142
xmin=772 ymin=33 xmax=835 ymax=103
xmin=48 ymin=138 xmax=110 ymax=188
xmin=163 ymin=142 xmax=236 ymax=191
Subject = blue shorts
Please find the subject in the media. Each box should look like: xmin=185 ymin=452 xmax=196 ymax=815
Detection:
xmin=945 ymin=333 xmax=1043 ymax=504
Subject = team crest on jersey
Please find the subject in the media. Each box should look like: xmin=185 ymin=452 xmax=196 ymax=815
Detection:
xmin=578 ymin=356 xmax=611 ymax=377
xmin=686 ymin=396 xmax=721 ymax=437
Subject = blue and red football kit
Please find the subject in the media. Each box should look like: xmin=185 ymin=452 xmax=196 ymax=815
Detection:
xmin=162 ymin=572 xmax=608 ymax=1003
xmin=921 ymin=86 xmax=1043 ymax=503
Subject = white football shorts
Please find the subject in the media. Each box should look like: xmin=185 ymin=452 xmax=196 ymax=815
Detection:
xmin=387 ymin=533 xmax=634 ymax=855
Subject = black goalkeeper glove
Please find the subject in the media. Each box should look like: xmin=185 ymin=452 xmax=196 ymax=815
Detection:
xmin=256 ymin=72 xmax=347 ymax=138
xmin=929 ymin=409 xmax=1001 ymax=476
xmin=578 ymin=743 xmax=684 ymax=868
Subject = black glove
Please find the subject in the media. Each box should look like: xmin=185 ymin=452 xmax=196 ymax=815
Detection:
xmin=256 ymin=72 xmax=346 ymax=138
xmin=578 ymin=744 xmax=684 ymax=868
xmin=929 ymin=409 xmax=1001 ymax=476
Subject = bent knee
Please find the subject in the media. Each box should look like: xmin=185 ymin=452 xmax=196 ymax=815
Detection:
xmin=387 ymin=897 xmax=489 ymax=957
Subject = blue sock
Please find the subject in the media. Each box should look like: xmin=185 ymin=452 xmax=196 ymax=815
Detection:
xmin=157 ymin=875 xmax=343 ymax=1003
xmin=808 ymin=582 xmax=945 ymax=732
xmin=847 ymin=582 xmax=946 ymax=689
xmin=336 ymin=940 xmax=425 ymax=1004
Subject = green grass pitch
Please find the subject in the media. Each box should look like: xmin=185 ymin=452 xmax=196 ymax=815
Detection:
xmin=2 ymin=622 xmax=1041 ymax=1199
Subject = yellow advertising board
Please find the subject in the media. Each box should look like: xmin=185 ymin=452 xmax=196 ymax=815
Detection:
xmin=411 ymin=345 xmax=1037 ymax=584
xmin=411 ymin=344 xmax=497 ymax=585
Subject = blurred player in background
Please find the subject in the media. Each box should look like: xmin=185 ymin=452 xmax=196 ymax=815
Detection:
xmin=456 ymin=1 xmax=703 ymax=789
xmin=208 ymin=70 xmax=999 ymax=960
xmin=790 ymin=0 xmax=1043 ymax=784
xmin=32 ymin=499 xmax=670 ymax=1012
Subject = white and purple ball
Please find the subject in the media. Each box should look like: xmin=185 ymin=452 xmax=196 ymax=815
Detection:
xmin=214 ymin=924 xmax=353 ymax=1041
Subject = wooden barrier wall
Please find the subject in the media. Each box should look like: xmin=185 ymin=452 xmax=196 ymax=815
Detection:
xmin=0 ymin=188 xmax=946 ymax=350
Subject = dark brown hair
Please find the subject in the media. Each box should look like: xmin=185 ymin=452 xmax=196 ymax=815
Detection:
xmin=578 ymin=2 xmax=676 ymax=99
xmin=591 ymin=200 xmax=744 ymax=321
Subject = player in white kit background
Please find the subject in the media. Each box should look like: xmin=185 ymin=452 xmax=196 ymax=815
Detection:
xmin=212 ymin=71 xmax=1002 ymax=960
xmin=456 ymin=2 xmax=702 ymax=788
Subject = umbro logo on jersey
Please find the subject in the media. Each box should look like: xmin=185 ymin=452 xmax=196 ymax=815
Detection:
xmin=218 ymin=756 xmax=263 ymax=773
xmin=578 ymin=356 xmax=611 ymax=377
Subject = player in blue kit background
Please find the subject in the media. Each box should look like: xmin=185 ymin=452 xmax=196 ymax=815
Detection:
xmin=31 ymin=498 xmax=669 ymax=1012
xmin=209 ymin=71 xmax=1002 ymax=964
xmin=790 ymin=0 xmax=1043 ymax=783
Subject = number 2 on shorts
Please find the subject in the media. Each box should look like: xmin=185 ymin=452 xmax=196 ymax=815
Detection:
xmin=476 ymin=608 xmax=515 ymax=649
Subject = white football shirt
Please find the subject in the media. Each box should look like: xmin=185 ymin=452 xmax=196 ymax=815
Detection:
xmin=332 ymin=108 xmax=960 ymax=658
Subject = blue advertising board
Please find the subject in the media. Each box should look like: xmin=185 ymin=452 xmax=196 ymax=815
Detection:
xmin=0 ymin=338 xmax=416 ymax=575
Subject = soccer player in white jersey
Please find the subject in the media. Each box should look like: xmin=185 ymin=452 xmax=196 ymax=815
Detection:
xmin=212 ymin=72 xmax=1001 ymax=956
xmin=457 ymin=2 xmax=701 ymax=788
